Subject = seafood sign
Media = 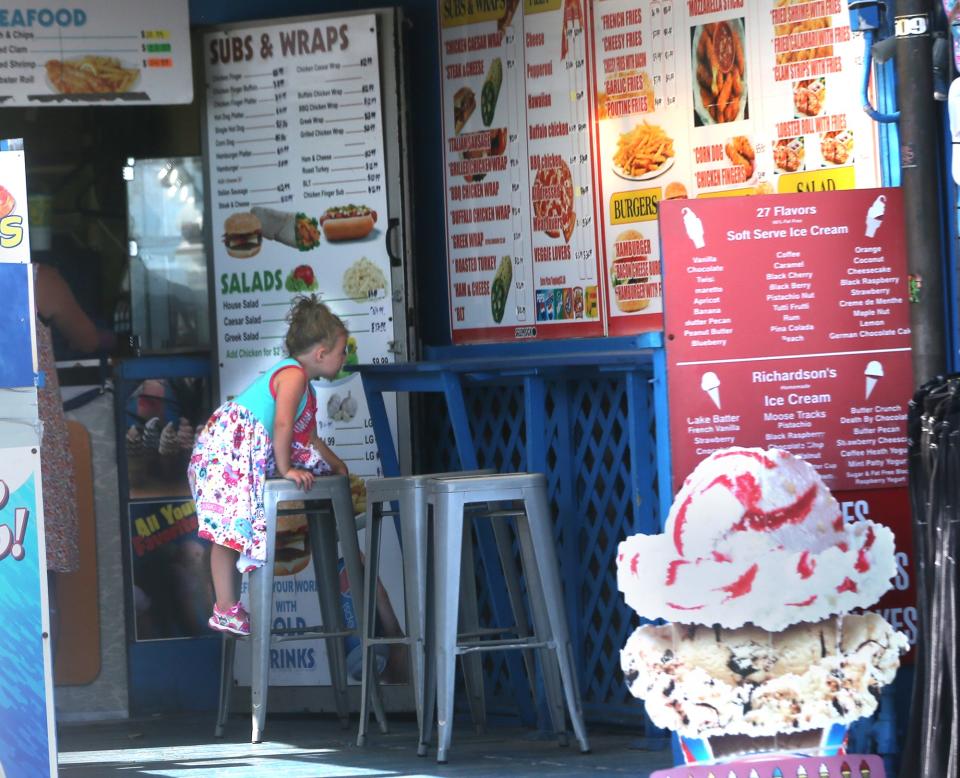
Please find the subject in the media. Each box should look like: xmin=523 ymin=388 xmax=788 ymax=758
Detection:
xmin=0 ymin=0 xmax=192 ymax=105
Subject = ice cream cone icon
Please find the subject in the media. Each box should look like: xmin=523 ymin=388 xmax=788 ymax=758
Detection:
xmin=840 ymin=762 xmax=852 ymax=778
xmin=865 ymin=195 xmax=886 ymax=238
xmin=819 ymin=765 xmax=830 ymax=778
xmin=859 ymin=760 xmax=871 ymax=777
xmin=797 ymin=767 xmax=808 ymax=778
xmin=864 ymin=360 xmax=884 ymax=399
xmin=749 ymin=771 xmax=761 ymax=778
xmin=701 ymin=371 xmax=721 ymax=409
xmin=682 ymin=206 xmax=705 ymax=249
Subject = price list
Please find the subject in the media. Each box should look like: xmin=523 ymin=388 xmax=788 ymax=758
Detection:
xmin=524 ymin=0 xmax=602 ymax=333
xmin=205 ymin=15 xmax=395 ymax=477
xmin=439 ymin=0 xmax=603 ymax=343
xmin=661 ymin=188 xmax=912 ymax=492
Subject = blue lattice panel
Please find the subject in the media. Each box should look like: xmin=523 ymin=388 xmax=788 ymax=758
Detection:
xmin=418 ymin=371 xmax=661 ymax=726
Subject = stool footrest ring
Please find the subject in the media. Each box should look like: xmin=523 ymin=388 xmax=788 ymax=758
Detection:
xmin=456 ymin=637 xmax=552 ymax=654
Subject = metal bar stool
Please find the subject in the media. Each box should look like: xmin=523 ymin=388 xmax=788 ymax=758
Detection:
xmin=422 ymin=472 xmax=590 ymax=763
xmin=356 ymin=470 xmax=538 ymax=753
xmin=214 ymin=475 xmax=388 ymax=743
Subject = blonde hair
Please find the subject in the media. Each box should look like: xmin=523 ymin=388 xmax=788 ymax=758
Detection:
xmin=285 ymin=295 xmax=346 ymax=356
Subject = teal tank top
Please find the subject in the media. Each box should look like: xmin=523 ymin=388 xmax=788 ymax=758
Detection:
xmin=233 ymin=358 xmax=308 ymax=434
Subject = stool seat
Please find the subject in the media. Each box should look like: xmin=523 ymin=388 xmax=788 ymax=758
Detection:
xmin=423 ymin=471 xmax=590 ymax=763
xmin=214 ymin=474 xmax=387 ymax=743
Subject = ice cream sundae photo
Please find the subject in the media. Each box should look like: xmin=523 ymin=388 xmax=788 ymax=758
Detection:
xmin=618 ymin=447 xmax=908 ymax=764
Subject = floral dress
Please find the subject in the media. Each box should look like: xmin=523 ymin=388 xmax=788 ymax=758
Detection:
xmin=188 ymin=372 xmax=330 ymax=573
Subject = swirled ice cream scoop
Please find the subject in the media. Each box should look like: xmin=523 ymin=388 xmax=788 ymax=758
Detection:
xmin=617 ymin=447 xmax=896 ymax=631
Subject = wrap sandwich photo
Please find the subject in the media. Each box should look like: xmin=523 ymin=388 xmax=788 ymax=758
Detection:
xmin=251 ymin=206 xmax=321 ymax=251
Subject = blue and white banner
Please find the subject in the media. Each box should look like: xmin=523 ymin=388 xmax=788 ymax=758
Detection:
xmin=0 ymin=448 xmax=57 ymax=778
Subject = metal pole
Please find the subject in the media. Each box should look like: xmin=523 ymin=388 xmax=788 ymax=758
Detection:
xmin=895 ymin=0 xmax=947 ymax=384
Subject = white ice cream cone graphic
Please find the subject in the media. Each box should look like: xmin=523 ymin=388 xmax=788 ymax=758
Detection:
xmin=682 ymin=206 xmax=705 ymax=249
xmin=701 ymin=371 xmax=721 ymax=409
xmin=865 ymin=195 xmax=886 ymax=238
xmin=864 ymin=360 xmax=884 ymax=399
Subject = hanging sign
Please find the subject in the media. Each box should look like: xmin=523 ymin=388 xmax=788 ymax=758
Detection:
xmin=0 ymin=1 xmax=192 ymax=105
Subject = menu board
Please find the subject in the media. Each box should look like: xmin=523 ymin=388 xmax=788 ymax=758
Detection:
xmin=440 ymin=0 xmax=605 ymax=343
xmin=204 ymin=14 xmax=394 ymax=476
xmin=204 ymin=14 xmax=407 ymax=688
xmin=439 ymin=0 xmax=881 ymax=341
xmin=661 ymin=187 xmax=912 ymax=492
xmin=0 ymin=0 xmax=192 ymax=105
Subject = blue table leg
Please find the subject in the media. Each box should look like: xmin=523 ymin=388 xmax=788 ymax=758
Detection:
xmin=652 ymin=347 xmax=672 ymax=529
xmin=626 ymin=369 xmax=657 ymax=536
xmin=441 ymin=371 xmax=479 ymax=470
xmin=360 ymin=379 xmax=401 ymax=477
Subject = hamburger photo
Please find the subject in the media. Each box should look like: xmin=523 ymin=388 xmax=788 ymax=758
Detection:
xmin=611 ymin=229 xmax=652 ymax=313
xmin=223 ymin=211 xmax=263 ymax=258
xmin=274 ymin=512 xmax=311 ymax=576
xmin=664 ymin=181 xmax=688 ymax=200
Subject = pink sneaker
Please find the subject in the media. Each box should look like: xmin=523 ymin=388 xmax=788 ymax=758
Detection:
xmin=208 ymin=602 xmax=250 ymax=636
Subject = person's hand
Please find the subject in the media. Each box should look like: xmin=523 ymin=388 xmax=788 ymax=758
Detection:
xmin=331 ymin=459 xmax=348 ymax=476
xmin=284 ymin=468 xmax=314 ymax=491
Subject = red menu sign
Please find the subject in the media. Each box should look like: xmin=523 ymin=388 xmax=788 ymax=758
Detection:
xmin=661 ymin=187 xmax=912 ymax=493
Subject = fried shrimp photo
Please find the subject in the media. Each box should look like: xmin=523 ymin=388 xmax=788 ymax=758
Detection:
xmin=692 ymin=19 xmax=746 ymax=125
xmin=46 ymin=56 xmax=140 ymax=94
xmin=612 ymin=122 xmax=675 ymax=180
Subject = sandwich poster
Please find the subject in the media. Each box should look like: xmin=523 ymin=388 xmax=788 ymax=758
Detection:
xmin=0 ymin=450 xmax=57 ymax=778
xmin=0 ymin=0 xmax=192 ymax=106
xmin=438 ymin=0 xmax=882 ymax=341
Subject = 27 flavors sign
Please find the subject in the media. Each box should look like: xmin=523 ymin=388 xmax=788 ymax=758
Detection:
xmin=0 ymin=450 xmax=58 ymax=778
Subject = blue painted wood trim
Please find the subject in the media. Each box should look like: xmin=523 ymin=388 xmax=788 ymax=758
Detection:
xmin=652 ymin=347 xmax=672 ymax=529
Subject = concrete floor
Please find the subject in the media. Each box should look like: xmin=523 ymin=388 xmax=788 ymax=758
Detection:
xmin=57 ymin=713 xmax=674 ymax=777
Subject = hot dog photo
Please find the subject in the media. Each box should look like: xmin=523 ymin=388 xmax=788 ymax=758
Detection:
xmin=320 ymin=204 xmax=378 ymax=242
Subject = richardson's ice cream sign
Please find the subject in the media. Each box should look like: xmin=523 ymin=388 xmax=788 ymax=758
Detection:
xmin=618 ymin=447 xmax=908 ymax=765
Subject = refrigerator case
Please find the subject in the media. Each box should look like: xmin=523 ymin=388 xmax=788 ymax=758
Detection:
xmin=125 ymin=156 xmax=210 ymax=353
xmin=200 ymin=9 xmax=415 ymax=705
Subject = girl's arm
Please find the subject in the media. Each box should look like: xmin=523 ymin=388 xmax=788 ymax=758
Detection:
xmin=310 ymin=427 xmax=348 ymax=475
xmin=273 ymin=367 xmax=314 ymax=490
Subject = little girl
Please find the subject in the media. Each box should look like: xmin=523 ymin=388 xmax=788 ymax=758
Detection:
xmin=189 ymin=295 xmax=349 ymax=635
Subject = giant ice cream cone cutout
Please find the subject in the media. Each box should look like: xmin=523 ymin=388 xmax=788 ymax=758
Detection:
xmin=618 ymin=448 xmax=908 ymax=766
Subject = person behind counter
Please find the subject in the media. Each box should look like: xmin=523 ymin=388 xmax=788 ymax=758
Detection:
xmin=188 ymin=295 xmax=349 ymax=635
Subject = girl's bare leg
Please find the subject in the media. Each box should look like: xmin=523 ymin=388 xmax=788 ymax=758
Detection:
xmin=211 ymin=543 xmax=240 ymax=610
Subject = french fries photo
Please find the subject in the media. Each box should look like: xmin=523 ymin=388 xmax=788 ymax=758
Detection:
xmin=46 ymin=56 xmax=140 ymax=95
xmin=693 ymin=19 xmax=746 ymax=125
xmin=612 ymin=122 xmax=675 ymax=179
